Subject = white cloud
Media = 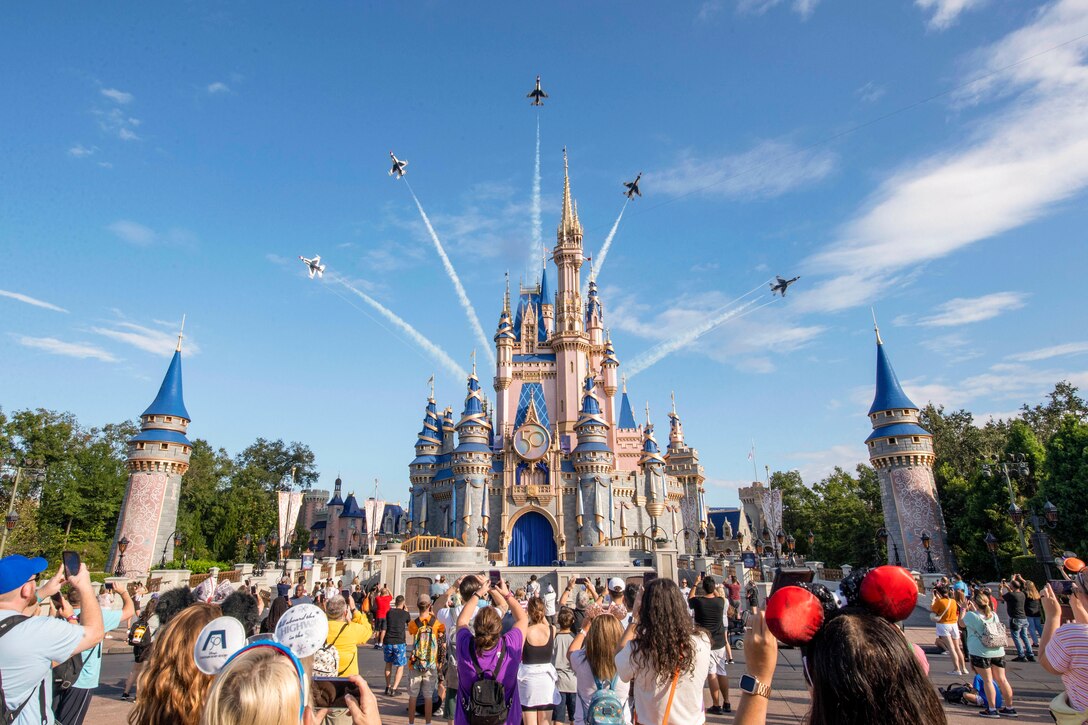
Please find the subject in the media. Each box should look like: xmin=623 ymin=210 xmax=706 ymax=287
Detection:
xmin=107 ymin=220 xmax=197 ymax=247
xmin=856 ymin=81 xmax=886 ymax=103
xmin=0 ymin=289 xmax=68 ymax=313
xmin=207 ymin=82 xmax=230 ymax=94
xmin=915 ymin=0 xmax=987 ymax=30
xmin=908 ymin=291 xmax=1028 ymax=327
xmin=91 ymin=321 xmax=197 ymax=356
xmin=736 ymin=0 xmax=820 ymax=17
xmin=118 ymin=128 xmax=139 ymax=141
xmin=696 ymin=1 xmax=725 ymax=21
xmin=16 ymin=335 xmax=118 ymax=362
xmin=789 ymin=444 xmax=866 ymax=484
xmin=649 ymin=140 xmax=836 ymax=201
xmin=100 ymin=87 xmax=133 ymax=104
xmin=68 ymin=144 xmax=96 ymax=158
xmin=919 ymin=332 xmax=982 ymax=363
xmin=1008 ymin=341 xmax=1088 ymax=362
xmin=802 ymin=1 xmax=1088 ymax=313
xmin=94 ymin=108 xmax=142 ymax=141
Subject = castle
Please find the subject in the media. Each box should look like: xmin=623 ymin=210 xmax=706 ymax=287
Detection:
xmin=406 ymin=153 xmax=710 ymax=566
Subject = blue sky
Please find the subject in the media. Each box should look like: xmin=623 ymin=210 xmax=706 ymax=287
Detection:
xmin=2 ymin=1 xmax=1087 ymax=509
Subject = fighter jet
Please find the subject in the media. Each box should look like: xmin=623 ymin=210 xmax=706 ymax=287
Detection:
xmin=388 ymin=152 xmax=408 ymax=179
xmin=770 ymin=275 xmax=800 ymax=296
xmin=623 ymin=173 xmax=642 ymax=199
xmin=527 ymin=75 xmax=548 ymax=106
xmin=299 ymin=255 xmax=326 ymax=279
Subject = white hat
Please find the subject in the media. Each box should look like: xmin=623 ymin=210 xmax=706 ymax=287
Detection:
xmin=608 ymin=577 xmax=624 ymax=591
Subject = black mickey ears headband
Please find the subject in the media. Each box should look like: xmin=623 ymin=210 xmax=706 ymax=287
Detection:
xmin=764 ymin=565 xmax=919 ymax=647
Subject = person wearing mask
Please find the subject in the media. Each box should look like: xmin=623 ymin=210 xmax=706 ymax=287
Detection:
xmin=964 ymin=590 xmax=1017 ymax=718
xmin=121 ymin=596 xmax=159 ymax=702
xmin=616 ymin=578 xmax=711 ymax=725
xmin=130 ymin=602 xmax=221 ymax=725
xmin=455 ymin=578 xmax=527 ymax=725
xmin=1022 ymin=579 xmax=1044 ymax=650
xmin=407 ymin=596 xmax=445 ymax=725
xmin=552 ymin=608 xmax=577 ymax=724
xmin=543 ymin=585 xmax=558 ymax=627
xmin=568 ymin=613 xmax=630 ymax=725
xmin=518 ymin=598 xmax=558 ymax=723
xmin=384 ymin=595 xmax=413 ymax=696
xmin=999 ymin=576 xmax=1035 ymax=662
xmin=0 ymin=555 xmax=104 ymax=725
xmin=688 ymin=574 xmax=730 ymax=714
xmin=56 ymin=581 xmax=135 ymax=724
xmin=1039 ymin=575 xmax=1088 ymax=722
xmin=931 ymin=584 xmax=968 ymax=676
xmin=374 ymin=585 xmax=393 ymax=650
xmin=324 ymin=595 xmax=374 ymax=677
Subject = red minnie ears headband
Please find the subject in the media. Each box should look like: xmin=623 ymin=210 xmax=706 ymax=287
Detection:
xmin=764 ymin=566 xmax=918 ymax=647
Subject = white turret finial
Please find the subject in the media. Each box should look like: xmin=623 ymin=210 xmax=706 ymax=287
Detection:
xmin=176 ymin=314 xmax=186 ymax=352
xmin=871 ymin=307 xmax=883 ymax=345
xmin=645 ymin=402 xmax=651 ymax=426
xmin=471 ymin=349 xmax=476 ymax=376
xmin=504 ymin=272 xmax=510 ymax=312
xmin=428 ymin=374 xmax=435 ymax=401
xmin=670 ymin=391 xmax=676 ymax=415
xmin=622 ymin=374 xmax=627 ymax=393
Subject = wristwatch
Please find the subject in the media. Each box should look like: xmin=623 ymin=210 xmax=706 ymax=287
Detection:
xmin=739 ymin=674 xmax=771 ymax=699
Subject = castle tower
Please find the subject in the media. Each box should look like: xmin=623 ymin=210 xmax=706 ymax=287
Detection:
xmin=495 ymin=280 xmax=515 ymax=394
xmin=601 ymin=333 xmax=619 ymax=450
xmin=552 ymin=149 xmax=588 ymax=436
xmin=866 ymin=325 xmax=950 ymax=572
xmin=540 ymin=265 xmax=554 ymax=335
xmin=640 ymin=406 xmax=668 ymax=522
xmin=585 ymin=279 xmax=605 ymax=351
xmin=572 ymin=368 xmax=614 ymax=546
xmin=664 ymin=393 xmax=707 ymax=553
xmin=109 ymin=333 xmax=192 ymax=576
xmin=325 ymin=477 xmax=344 ymax=555
xmin=452 ymin=362 xmax=491 ymax=546
xmin=410 ymin=391 xmax=442 ymax=533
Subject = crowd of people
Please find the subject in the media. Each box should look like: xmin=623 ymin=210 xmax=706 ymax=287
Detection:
xmin=3 ymin=552 xmax=1088 ymax=725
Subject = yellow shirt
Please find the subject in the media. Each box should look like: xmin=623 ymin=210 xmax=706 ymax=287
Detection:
xmin=932 ymin=597 xmax=958 ymax=624
xmin=326 ymin=612 xmax=373 ymax=676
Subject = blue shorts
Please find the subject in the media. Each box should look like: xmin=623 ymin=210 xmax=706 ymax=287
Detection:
xmin=384 ymin=643 xmax=407 ymax=666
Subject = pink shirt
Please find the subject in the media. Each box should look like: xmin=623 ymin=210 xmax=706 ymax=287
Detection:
xmin=1046 ymin=624 xmax=1088 ymax=710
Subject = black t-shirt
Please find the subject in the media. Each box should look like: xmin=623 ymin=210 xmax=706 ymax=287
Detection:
xmin=689 ymin=596 xmax=726 ymax=650
xmin=1003 ymin=590 xmax=1027 ymax=619
xmin=384 ymin=608 xmax=412 ymax=645
xmin=1025 ymin=596 xmax=1041 ymax=618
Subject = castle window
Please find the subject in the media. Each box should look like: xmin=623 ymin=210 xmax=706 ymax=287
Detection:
xmin=160 ymin=443 xmax=169 ymax=451
xmin=137 ymin=442 xmax=146 ymax=450
xmin=166 ymin=416 xmax=173 ymax=423
xmin=912 ymin=436 xmax=920 ymax=443
xmin=887 ymin=438 xmax=896 ymax=445
xmin=885 ymin=411 xmax=892 ymax=417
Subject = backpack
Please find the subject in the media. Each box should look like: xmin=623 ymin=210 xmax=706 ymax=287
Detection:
xmin=313 ymin=623 xmax=346 ymax=677
xmin=410 ymin=617 xmax=438 ymax=672
xmin=583 ymin=675 xmax=625 ymax=725
xmin=940 ymin=682 xmax=972 ymax=705
xmin=128 ymin=611 xmax=153 ymax=647
xmin=979 ymin=614 xmax=1007 ymax=649
xmin=52 ymin=646 xmax=92 ymax=692
xmin=0 ymin=615 xmax=46 ymax=725
xmin=462 ymin=638 xmax=509 ymax=725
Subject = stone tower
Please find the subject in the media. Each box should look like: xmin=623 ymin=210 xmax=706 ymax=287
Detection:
xmin=452 ymin=363 xmax=491 ymax=547
xmin=109 ymin=334 xmax=192 ymax=576
xmin=571 ymin=368 xmax=613 ymax=546
xmin=552 ymin=148 xmax=588 ymax=437
xmin=867 ymin=325 xmax=950 ymax=572
xmin=409 ymin=392 xmax=442 ymax=534
xmin=665 ymin=394 xmax=706 ymax=554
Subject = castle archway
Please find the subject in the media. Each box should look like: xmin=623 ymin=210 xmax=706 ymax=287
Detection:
xmin=507 ymin=510 xmax=558 ymax=566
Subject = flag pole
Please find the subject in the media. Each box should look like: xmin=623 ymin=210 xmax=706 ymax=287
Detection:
xmin=751 ymin=439 xmax=758 ymax=481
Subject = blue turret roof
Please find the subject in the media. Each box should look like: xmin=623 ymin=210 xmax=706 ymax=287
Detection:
xmin=340 ymin=493 xmax=364 ymax=518
xmin=460 ymin=375 xmax=484 ymax=418
xmin=540 ymin=266 xmax=551 ymax=306
xmin=416 ymin=398 xmax=442 ymax=448
xmin=142 ymin=349 xmax=190 ymax=420
xmin=708 ymin=508 xmax=741 ymax=539
xmin=130 ymin=429 xmax=192 ymax=446
xmin=580 ymin=375 xmax=601 ymax=416
xmin=618 ymin=389 xmax=637 ymax=429
xmin=869 ymin=340 xmax=918 ymax=415
xmin=864 ymin=421 xmax=932 ymax=443
xmin=586 ymin=280 xmax=602 ymax=322
xmin=512 ymin=291 xmax=548 ymax=343
xmin=326 ymin=477 xmax=344 ymax=508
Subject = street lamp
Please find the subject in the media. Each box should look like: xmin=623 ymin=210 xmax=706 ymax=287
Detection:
xmin=984 ymin=531 xmax=1001 ymax=578
xmin=753 ymin=538 xmax=766 ymax=580
xmin=0 ymin=457 xmax=46 ymax=557
xmin=921 ymin=532 xmax=937 ymax=574
xmin=774 ymin=529 xmax=785 ymax=568
xmin=982 ymin=454 xmax=1032 ymax=556
xmin=876 ymin=526 xmax=901 ymax=567
xmin=281 ymin=544 xmax=291 ymax=576
xmin=115 ymin=535 xmax=130 ymax=577
xmin=255 ymin=537 xmax=267 ymax=576
xmin=4 ymin=510 xmax=18 ymax=533
xmin=807 ymin=530 xmax=815 ymax=556
xmin=786 ymin=534 xmax=797 ymax=565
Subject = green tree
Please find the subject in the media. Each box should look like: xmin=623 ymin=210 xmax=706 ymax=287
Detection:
xmin=808 ymin=466 xmax=884 ymax=568
xmin=770 ymin=469 xmax=818 ymax=556
xmin=1040 ymin=416 xmax=1088 ymax=559
xmin=1020 ymin=381 xmax=1088 ymax=444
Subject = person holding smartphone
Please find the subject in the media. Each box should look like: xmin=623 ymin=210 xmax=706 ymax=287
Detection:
xmin=1039 ymin=575 xmax=1088 ymax=721
xmin=0 ymin=554 xmax=105 ymax=725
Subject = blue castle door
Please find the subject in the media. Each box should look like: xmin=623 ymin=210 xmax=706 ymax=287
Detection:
xmin=508 ymin=512 xmax=557 ymax=566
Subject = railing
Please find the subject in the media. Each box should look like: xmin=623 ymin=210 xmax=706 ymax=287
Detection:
xmin=820 ymin=567 xmax=844 ymax=581
xmin=400 ymin=534 xmax=465 ymax=555
xmin=146 ymin=577 xmax=162 ymax=593
xmin=189 ymin=569 xmax=241 ymax=589
xmin=604 ymin=534 xmax=653 ymax=550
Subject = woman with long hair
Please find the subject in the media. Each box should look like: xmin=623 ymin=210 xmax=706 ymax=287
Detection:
xmin=455 ymin=577 xmax=528 ymax=725
xmin=129 ymin=602 xmax=221 ymax=725
xmin=964 ymin=590 xmax=1017 ymax=718
xmin=262 ymin=592 xmax=292 ymax=635
xmin=931 ymin=584 xmax=968 ymax=675
xmin=518 ymin=597 xmax=557 ymax=724
xmin=615 ymin=577 xmax=710 ymax=725
xmin=1022 ymin=579 xmax=1043 ymax=648
xmin=568 ymin=613 xmax=630 ymax=725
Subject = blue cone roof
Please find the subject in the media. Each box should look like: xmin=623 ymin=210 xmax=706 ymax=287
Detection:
xmin=142 ymin=350 xmax=190 ymax=420
xmin=869 ymin=341 xmax=918 ymax=415
xmin=340 ymin=493 xmax=364 ymax=518
xmin=618 ymin=390 xmax=637 ymax=429
xmin=540 ymin=266 xmax=551 ymax=306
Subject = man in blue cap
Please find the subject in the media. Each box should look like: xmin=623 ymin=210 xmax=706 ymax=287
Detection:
xmin=0 ymin=555 xmax=104 ymax=725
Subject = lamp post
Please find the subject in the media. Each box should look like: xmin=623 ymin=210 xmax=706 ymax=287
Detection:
xmin=159 ymin=530 xmax=181 ymax=569
xmin=255 ymin=537 xmax=267 ymax=576
xmin=921 ymin=532 xmax=937 ymax=574
xmin=754 ymin=538 xmax=766 ymax=580
xmin=115 ymin=535 xmax=130 ymax=577
xmin=985 ymin=531 xmax=1001 ymax=578
xmin=0 ymin=457 xmax=46 ymax=557
xmin=876 ymin=526 xmax=901 ymax=567
xmin=243 ymin=533 xmax=252 ymax=564
xmin=281 ymin=544 xmax=290 ymax=577
xmin=981 ymin=454 xmax=1032 ymax=556
xmin=786 ymin=534 xmax=796 ymax=566
xmin=736 ymin=530 xmax=745 ymax=552
xmin=774 ymin=529 xmax=785 ymax=568
xmin=1010 ymin=500 xmax=1061 ymax=580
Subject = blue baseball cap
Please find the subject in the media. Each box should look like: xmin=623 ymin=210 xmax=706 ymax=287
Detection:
xmin=0 ymin=555 xmax=48 ymax=595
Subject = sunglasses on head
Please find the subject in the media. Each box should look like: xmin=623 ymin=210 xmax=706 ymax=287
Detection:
xmin=222 ymin=641 xmax=307 ymax=721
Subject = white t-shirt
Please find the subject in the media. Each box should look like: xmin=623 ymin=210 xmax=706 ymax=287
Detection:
xmin=527 ymin=581 xmax=541 ymax=599
xmin=570 ymin=650 xmax=632 ymax=725
xmin=0 ymin=610 xmax=85 ymax=725
xmin=544 ymin=590 xmax=557 ymax=616
xmin=615 ymin=632 xmax=711 ymax=725
xmin=435 ymin=603 xmax=485 ymax=646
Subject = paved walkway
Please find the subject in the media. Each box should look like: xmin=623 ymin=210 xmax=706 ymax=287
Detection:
xmin=88 ymin=608 xmax=1065 ymax=723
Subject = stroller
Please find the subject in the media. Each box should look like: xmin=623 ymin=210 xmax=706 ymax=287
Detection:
xmin=728 ymin=607 xmax=750 ymax=649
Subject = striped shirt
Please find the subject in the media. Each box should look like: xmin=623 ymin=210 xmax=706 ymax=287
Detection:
xmin=1046 ymin=624 xmax=1088 ymax=710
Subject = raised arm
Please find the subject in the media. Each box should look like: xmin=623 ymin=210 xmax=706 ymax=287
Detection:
xmin=558 ymin=579 xmax=574 ymax=608
xmin=617 ymin=588 xmax=642 ymax=653
xmin=435 ymin=576 xmax=462 ymax=611
xmin=69 ymin=565 xmax=105 ymax=655
xmin=1038 ymin=585 xmax=1065 ymax=675
xmin=568 ymin=615 xmax=590 ymax=663
xmin=457 ymin=580 xmax=490 ymax=629
xmin=117 ymin=582 xmax=136 ymax=621
xmin=497 ymin=579 xmax=528 ymax=633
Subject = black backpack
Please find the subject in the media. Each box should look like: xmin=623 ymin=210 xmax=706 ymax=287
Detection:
xmin=52 ymin=643 xmax=93 ymax=692
xmin=462 ymin=638 xmax=509 ymax=725
xmin=0 ymin=615 xmax=47 ymax=725
xmin=941 ymin=682 xmax=972 ymax=706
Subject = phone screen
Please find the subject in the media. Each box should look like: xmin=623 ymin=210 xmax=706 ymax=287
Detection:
xmin=62 ymin=551 xmax=81 ymax=578
xmin=311 ymin=677 xmax=360 ymax=708
xmin=489 ymin=570 xmax=501 ymax=587
xmin=642 ymin=572 xmax=657 ymax=585
xmin=1051 ymin=579 xmax=1074 ymax=597
xmin=105 ymin=583 xmax=114 ymax=592
xmin=770 ymin=568 xmax=814 ymax=597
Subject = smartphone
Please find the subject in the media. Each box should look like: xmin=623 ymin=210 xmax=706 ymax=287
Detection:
xmin=62 ymin=551 xmax=81 ymax=578
xmin=642 ymin=571 xmax=657 ymax=585
xmin=105 ymin=583 xmax=114 ymax=592
xmin=489 ymin=569 xmax=501 ymax=587
xmin=341 ymin=589 xmax=351 ymax=601
xmin=770 ymin=568 xmax=814 ymax=597
xmin=1051 ymin=579 xmax=1074 ymax=598
xmin=311 ymin=677 xmax=360 ymax=708
xmin=576 ymin=577 xmax=589 ymax=586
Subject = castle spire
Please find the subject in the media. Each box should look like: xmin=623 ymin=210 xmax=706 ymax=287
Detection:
xmin=558 ymin=147 xmax=582 ymax=238
xmin=869 ymin=333 xmax=917 ymax=415
xmin=872 ymin=307 xmax=883 ymax=345
xmin=176 ymin=314 xmax=186 ymax=352
xmin=504 ymin=272 xmax=510 ymax=313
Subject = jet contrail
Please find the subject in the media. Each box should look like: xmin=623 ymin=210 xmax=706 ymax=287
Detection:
xmin=584 ymin=197 xmax=629 ymax=296
xmin=626 ymin=278 xmax=777 ymax=378
xmin=404 ymin=181 xmax=496 ymax=369
xmin=530 ymin=115 xmax=543 ymax=280
xmin=325 ymin=273 xmax=469 ymax=381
